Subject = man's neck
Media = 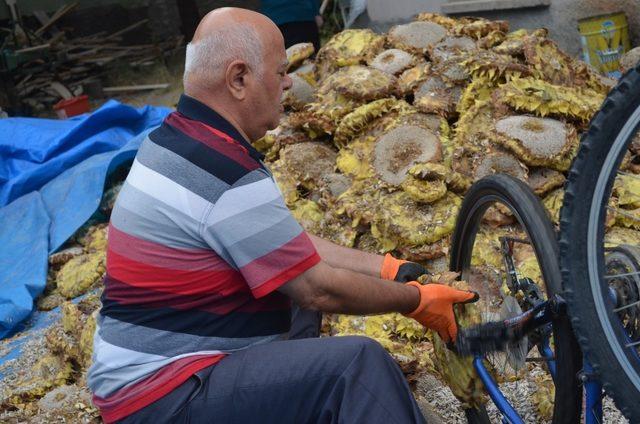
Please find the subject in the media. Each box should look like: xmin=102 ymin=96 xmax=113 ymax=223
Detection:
xmin=185 ymin=89 xmax=252 ymax=142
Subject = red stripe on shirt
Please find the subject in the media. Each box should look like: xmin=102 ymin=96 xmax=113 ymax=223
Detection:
xmin=166 ymin=112 xmax=259 ymax=171
xmin=240 ymin=231 xmax=319 ymax=291
xmin=252 ymin=252 xmax=321 ymax=298
xmin=108 ymin=224 xmax=229 ymax=272
xmin=107 ymin=249 xmax=246 ymax=296
xmin=94 ymin=354 xmax=225 ymax=423
xmin=104 ymin=274 xmax=290 ymax=313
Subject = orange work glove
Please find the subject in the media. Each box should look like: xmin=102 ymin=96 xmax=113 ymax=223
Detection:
xmin=380 ymin=253 xmax=429 ymax=282
xmin=403 ymin=281 xmax=479 ymax=343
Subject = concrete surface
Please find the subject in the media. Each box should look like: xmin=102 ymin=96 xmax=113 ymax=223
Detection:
xmin=441 ymin=0 xmax=551 ymax=14
xmin=363 ymin=0 xmax=639 ymax=57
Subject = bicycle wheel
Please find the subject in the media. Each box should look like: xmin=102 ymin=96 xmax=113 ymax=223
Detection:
xmin=560 ymin=64 xmax=640 ymax=422
xmin=451 ymin=174 xmax=582 ymax=423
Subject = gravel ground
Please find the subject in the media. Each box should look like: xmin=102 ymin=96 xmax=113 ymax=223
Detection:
xmin=414 ymin=366 xmax=630 ymax=423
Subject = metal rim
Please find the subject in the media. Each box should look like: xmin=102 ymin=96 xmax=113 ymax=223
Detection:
xmin=588 ymin=103 xmax=640 ymax=391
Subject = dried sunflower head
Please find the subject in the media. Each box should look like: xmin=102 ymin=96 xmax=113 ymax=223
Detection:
xmin=477 ymin=30 xmax=507 ymax=49
xmin=496 ymin=77 xmax=605 ymax=123
xmin=614 ymin=174 xmax=640 ymax=209
xmin=316 ymin=173 xmax=353 ymax=204
xmin=355 ymin=231 xmax=387 ymax=254
xmin=337 ymin=112 xmax=444 ymax=182
xmin=290 ymin=89 xmax=363 ymax=137
xmin=335 ymin=179 xmax=385 ymax=227
xmin=433 ymin=57 xmax=470 ymax=85
xmin=278 ymin=142 xmax=337 ymax=190
xmin=282 ymin=73 xmax=315 ymax=111
xmin=620 ymin=47 xmax=640 ymax=73
xmin=494 ymin=115 xmax=578 ymax=171
xmin=493 ymin=29 xmax=548 ymax=56
xmin=395 ymin=237 xmax=450 ymax=262
xmin=571 ymin=61 xmax=617 ymax=95
xmin=453 ymin=17 xmax=509 ymax=40
xmin=415 ymin=12 xmax=458 ymax=29
xmin=455 ymin=148 xmax=529 ymax=184
xmin=269 ymin=160 xmax=300 ymax=207
xmin=456 ymin=75 xmax=497 ymax=113
xmin=319 ymin=65 xmax=399 ymax=102
xmin=368 ymin=48 xmax=418 ymax=75
xmin=400 ymin=162 xmax=449 ymax=203
xmin=333 ymin=98 xmax=413 ymax=146
xmin=605 ymin=226 xmax=640 ymax=247
xmin=527 ymin=167 xmax=565 ymax=196
xmin=373 ymin=124 xmax=442 ymax=185
xmin=315 ymin=29 xmax=385 ymax=78
xmin=542 ymin=188 xmax=564 ymax=224
xmin=290 ymin=199 xmax=325 ymax=232
xmin=523 ymin=38 xmax=575 ymax=86
xmin=56 ymin=252 xmax=106 ymax=299
xmin=371 ymin=191 xmax=461 ymax=249
xmin=286 ymin=42 xmax=315 ymax=71
xmin=453 ymin=99 xmax=497 ymax=148
xmin=462 ymin=50 xmax=532 ymax=82
xmin=413 ymin=75 xmax=460 ymax=117
xmin=398 ymin=62 xmax=431 ymax=96
xmin=429 ymin=36 xmax=477 ymax=63
xmin=387 ymin=21 xmax=448 ymax=55
xmin=258 ymin=116 xmax=310 ymax=160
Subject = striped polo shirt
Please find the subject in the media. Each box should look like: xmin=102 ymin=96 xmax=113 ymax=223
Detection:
xmin=87 ymin=95 xmax=321 ymax=423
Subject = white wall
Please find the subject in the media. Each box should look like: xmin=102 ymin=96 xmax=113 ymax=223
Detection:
xmin=366 ymin=0 xmax=446 ymax=23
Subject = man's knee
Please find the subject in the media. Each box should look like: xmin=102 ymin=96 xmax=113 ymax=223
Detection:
xmin=333 ymin=335 xmax=393 ymax=365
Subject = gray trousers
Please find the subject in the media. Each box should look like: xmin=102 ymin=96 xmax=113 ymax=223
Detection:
xmin=119 ymin=307 xmax=426 ymax=424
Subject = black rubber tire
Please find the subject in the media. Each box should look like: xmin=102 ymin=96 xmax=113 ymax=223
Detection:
xmin=451 ymin=174 xmax=582 ymax=424
xmin=559 ymin=63 xmax=640 ymax=423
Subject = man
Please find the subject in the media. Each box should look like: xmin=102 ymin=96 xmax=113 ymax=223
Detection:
xmin=88 ymin=8 xmax=478 ymax=423
xmin=260 ymin=0 xmax=323 ymax=50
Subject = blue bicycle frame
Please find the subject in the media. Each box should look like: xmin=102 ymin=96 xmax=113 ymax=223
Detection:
xmin=474 ymin=352 xmax=604 ymax=424
xmin=463 ymin=295 xmax=605 ymax=424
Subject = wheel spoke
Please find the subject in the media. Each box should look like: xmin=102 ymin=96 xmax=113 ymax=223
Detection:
xmin=625 ymin=339 xmax=640 ymax=348
xmin=605 ymin=270 xmax=640 ymax=280
xmin=614 ymin=299 xmax=640 ymax=312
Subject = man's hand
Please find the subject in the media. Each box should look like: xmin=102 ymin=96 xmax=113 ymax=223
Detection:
xmin=404 ymin=281 xmax=479 ymax=343
xmin=380 ymin=253 xmax=429 ymax=282
xmin=315 ymin=15 xmax=324 ymax=28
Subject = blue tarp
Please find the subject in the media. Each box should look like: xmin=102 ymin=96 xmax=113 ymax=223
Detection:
xmin=0 ymin=101 xmax=170 ymax=339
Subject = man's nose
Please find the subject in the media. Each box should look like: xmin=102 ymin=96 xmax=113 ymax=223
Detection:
xmin=283 ymin=74 xmax=293 ymax=90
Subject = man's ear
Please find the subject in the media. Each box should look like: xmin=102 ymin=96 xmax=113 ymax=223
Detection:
xmin=226 ymin=59 xmax=250 ymax=100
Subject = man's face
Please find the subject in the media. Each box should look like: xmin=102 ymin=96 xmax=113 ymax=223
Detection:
xmin=246 ymin=35 xmax=291 ymax=140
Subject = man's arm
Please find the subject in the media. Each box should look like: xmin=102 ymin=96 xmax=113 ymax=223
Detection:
xmin=307 ymin=234 xmax=383 ymax=278
xmin=279 ymin=260 xmax=419 ymax=315
xmin=278 ymin=260 xmax=478 ymax=342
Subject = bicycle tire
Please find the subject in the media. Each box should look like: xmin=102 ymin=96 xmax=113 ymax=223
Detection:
xmin=452 ymin=174 xmax=582 ymax=424
xmin=560 ymin=63 xmax=640 ymax=422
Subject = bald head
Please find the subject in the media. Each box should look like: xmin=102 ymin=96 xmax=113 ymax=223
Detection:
xmin=181 ymin=8 xmax=291 ymax=142
xmin=184 ymin=8 xmax=282 ymax=88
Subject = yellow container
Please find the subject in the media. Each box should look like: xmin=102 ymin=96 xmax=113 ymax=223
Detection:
xmin=578 ymin=12 xmax=631 ymax=78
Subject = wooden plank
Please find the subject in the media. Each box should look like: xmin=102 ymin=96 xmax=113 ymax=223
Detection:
xmin=104 ymin=19 xmax=149 ymax=41
xmin=15 ymin=44 xmax=50 ymax=54
xmin=35 ymin=3 xmax=79 ymax=36
xmin=102 ymin=83 xmax=170 ymax=93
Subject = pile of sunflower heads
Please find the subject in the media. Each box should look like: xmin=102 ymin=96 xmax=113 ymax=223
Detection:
xmin=255 ymin=13 xmax=640 ymax=410
xmin=0 ymin=184 xmax=123 ymax=421
xmin=0 ymin=294 xmax=101 ymax=422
